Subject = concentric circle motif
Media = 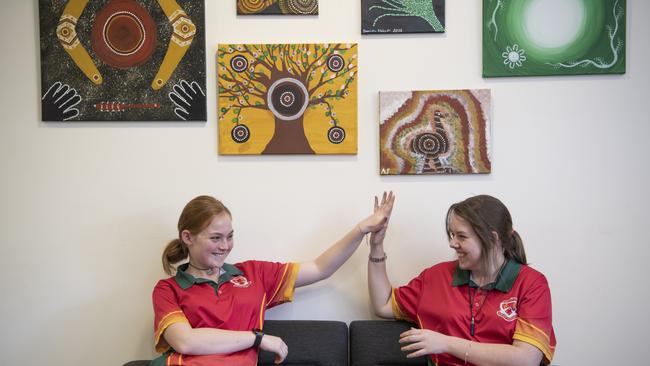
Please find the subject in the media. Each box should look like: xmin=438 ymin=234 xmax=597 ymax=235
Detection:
xmin=91 ymin=1 xmax=156 ymax=69
xmin=327 ymin=54 xmax=345 ymax=72
xmin=279 ymin=0 xmax=318 ymax=15
xmin=279 ymin=91 xmax=295 ymax=107
xmin=230 ymin=55 xmax=248 ymax=73
xmin=238 ymin=0 xmax=274 ymax=14
xmin=267 ymin=78 xmax=309 ymax=121
xmin=231 ymin=124 xmax=251 ymax=143
xmin=327 ymin=126 xmax=345 ymax=144
xmin=412 ymin=132 xmax=448 ymax=156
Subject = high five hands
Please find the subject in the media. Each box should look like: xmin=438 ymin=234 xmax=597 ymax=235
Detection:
xmin=359 ymin=191 xmax=395 ymax=238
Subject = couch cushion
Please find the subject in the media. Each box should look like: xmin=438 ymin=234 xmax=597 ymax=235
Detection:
xmin=350 ymin=320 xmax=427 ymax=366
xmin=258 ymin=320 xmax=348 ymax=366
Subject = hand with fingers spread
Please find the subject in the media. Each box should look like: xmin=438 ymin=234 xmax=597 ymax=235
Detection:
xmin=42 ymin=81 xmax=82 ymax=121
xmin=259 ymin=334 xmax=289 ymax=364
xmin=369 ymin=191 xmax=395 ymax=246
xmin=168 ymin=79 xmax=206 ymax=121
xmin=358 ymin=191 xmax=395 ymax=236
xmin=399 ymin=327 xmax=449 ymax=359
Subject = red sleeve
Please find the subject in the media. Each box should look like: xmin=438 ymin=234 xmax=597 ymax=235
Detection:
xmin=391 ymin=271 xmax=425 ymax=323
xmin=252 ymin=261 xmax=300 ymax=309
xmin=152 ymin=280 xmax=189 ymax=353
xmin=512 ymin=272 xmax=557 ymax=365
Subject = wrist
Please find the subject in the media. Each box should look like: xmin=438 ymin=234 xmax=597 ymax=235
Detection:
xmin=252 ymin=329 xmax=264 ymax=348
xmin=356 ymin=223 xmax=367 ymax=236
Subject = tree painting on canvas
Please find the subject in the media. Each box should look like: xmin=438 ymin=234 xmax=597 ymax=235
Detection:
xmin=218 ymin=43 xmax=357 ymax=155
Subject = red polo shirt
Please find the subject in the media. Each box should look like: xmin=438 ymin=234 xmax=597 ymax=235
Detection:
xmin=151 ymin=261 xmax=300 ymax=366
xmin=392 ymin=260 xmax=556 ymax=365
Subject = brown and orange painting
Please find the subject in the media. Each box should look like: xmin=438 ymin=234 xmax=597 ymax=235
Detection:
xmin=379 ymin=89 xmax=491 ymax=175
xmin=218 ymin=43 xmax=357 ymax=155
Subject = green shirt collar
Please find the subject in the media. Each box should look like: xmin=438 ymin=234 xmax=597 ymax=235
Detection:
xmin=174 ymin=262 xmax=243 ymax=290
xmin=451 ymin=259 xmax=521 ymax=292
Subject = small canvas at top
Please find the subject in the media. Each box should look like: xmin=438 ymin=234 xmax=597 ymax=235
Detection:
xmin=362 ymin=0 xmax=445 ymax=34
xmin=379 ymin=90 xmax=491 ymax=175
xmin=237 ymin=0 xmax=318 ymax=15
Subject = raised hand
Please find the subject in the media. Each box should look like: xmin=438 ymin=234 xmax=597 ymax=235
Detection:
xmin=259 ymin=334 xmax=288 ymax=364
xmin=399 ymin=327 xmax=449 ymax=358
xmin=42 ymin=82 xmax=82 ymax=121
xmin=369 ymin=191 xmax=396 ymax=245
xmin=168 ymin=79 xmax=206 ymax=121
xmin=359 ymin=191 xmax=395 ymax=236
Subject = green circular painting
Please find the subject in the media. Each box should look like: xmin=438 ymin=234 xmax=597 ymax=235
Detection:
xmin=483 ymin=0 xmax=626 ymax=77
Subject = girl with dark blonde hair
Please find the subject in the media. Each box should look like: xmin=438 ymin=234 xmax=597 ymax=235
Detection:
xmin=152 ymin=193 xmax=394 ymax=366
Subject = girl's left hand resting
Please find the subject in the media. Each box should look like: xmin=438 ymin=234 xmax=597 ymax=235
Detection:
xmin=259 ymin=334 xmax=288 ymax=364
xmin=399 ymin=327 xmax=450 ymax=358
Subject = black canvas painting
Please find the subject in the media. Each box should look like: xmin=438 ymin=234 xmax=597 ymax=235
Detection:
xmin=362 ymin=0 xmax=445 ymax=34
xmin=38 ymin=0 xmax=206 ymax=121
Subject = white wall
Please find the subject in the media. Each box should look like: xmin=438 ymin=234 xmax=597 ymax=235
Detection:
xmin=1 ymin=0 xmax=649 ymax=365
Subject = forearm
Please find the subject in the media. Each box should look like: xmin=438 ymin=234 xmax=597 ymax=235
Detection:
xmin=165 ymin=325 xmax=255 ymax=355
xmin=445 ymin=337 xmax=541 ymax=366
xmin=368 ymin=244 xmax=394 ymax=318
xmin=296 ymin=225 xmax=365 ymax=287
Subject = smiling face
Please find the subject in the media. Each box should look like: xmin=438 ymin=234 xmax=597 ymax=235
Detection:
xmin=447 ymin=212 xmax=484 ymax=272
xmin=183 ymin=212 xmax=234 ymax=270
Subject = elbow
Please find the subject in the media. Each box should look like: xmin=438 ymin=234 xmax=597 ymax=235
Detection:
xmin=166 ymin=335 xmax=195 ymax=355
xmin=372 ymin=303 xmax=395 ymax=319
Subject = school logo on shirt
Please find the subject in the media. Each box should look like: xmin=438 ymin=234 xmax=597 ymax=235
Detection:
xmin=230 ymin=275 xmax=252 ymax=288
xmin=497 ymin=297 xmax=518 ymax=322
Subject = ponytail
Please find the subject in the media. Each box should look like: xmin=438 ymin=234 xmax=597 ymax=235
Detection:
xmin=504 ymin=230 xmax=527 ymax=265
xmin=447 ymin=195 xmax=528 ymax=267
xmin=162 ymin=238 xmax=188 ymax=275
xmin=161 ymin=196 xmax=231 ymax=275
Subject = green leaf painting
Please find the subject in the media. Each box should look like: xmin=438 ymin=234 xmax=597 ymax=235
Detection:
xmin=483 ymin=0 xmax=626 ymax=77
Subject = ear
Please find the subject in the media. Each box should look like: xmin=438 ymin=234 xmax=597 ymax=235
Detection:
xmin=490 ymin=230 xmax=501 ymax=246
xmin=181 ymin=229 xmax=193 ymax=246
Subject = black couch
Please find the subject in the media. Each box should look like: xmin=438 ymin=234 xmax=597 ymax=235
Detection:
xmin=350 ymin=320 xmax=427 ymax=366
xmin=123 ymin=319 xmax=349 ymax=366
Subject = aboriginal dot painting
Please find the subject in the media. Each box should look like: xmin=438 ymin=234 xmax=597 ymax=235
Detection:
xmin=361 ymin=0 xmax=445 ymax=34
xmin=237 ymin=0 xmax=318 ymax=15
xmin=379 ymin=90 xmax=491 ymax=175
xmin=483 ymin=0 xmax=626 ymax=77
xmin=218 ymin=44 xmax=357 ymax=155
xmin=38 ymin=0 xmax=206 ymax=121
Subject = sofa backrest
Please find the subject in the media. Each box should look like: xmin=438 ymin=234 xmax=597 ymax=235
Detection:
xmin=350 ymin=320 xmax=427 ymax=366
xmin=259 ymin=320 xmax=348 ymax=366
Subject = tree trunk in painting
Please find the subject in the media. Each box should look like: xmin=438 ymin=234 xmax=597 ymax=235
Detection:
xmin=262 ymin=116 xmax=314 ymax=154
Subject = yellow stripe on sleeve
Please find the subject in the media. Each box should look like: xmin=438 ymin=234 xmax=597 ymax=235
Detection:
xmin=513 ymin=318 xmax=555 ymax=363
xmin=513 ymin=332 xmax=554 ymax=364
xmin=266 ymin=263 xmax=300 ymax=306
xmin=154 ymin=311 xmax=190 ymax=353
xmin=391 ymin=288 xmax=414 ymax=323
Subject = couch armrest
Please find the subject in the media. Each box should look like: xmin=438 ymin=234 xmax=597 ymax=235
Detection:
xmin=350 ymin=320 xmax=427 ymax=366
xmin=258 ymin=320 xmax=348 ymax=366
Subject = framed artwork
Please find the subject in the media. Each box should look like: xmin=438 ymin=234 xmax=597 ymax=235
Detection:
xmin=483 ymin=0 xmax=626 ymax=77
xmin=361 ymin=0 xmax=445 ymax=34
xmin=218 ymin=43 xmax=357 ymax=155
xmin=39 ymin=0 xmax=206 ymax=121
xmin=237 ymin=0 xmax=318 ymax=15
xmin=379 ymin=90 xmax=491 ymax=175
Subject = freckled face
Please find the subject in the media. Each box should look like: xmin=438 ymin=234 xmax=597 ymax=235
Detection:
xmin=448 ymin=213 xmax=483 ymax=271
xmin=185 ymin=213 xmax=234 ymax=269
